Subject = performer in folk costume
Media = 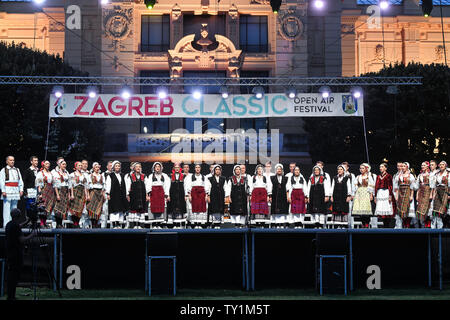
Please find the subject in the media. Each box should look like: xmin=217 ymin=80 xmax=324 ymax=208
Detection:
xmin=374 ymin=163 xmax=395 ymax=228
xmin=105 ymin=161 xmax=128 ymax=229
xmin=330 ymin=165 xmax=352 ymax=227
xmin=205 ymin=164 xmax=216 ymax=179
xmin=270 ymin=164 xmax=289 ymax=228
xmin=391 ymin=161 xmax=404 ymax=228
xmin=341 ymin=161 xmax=356 ymax=227
xmin=225 ymin=165 xmax=249 ymax=227
xmin=429 ymin=160 xmax=440 ymax=227
xmin=182 ymin=163 xmax=192 ymax=224
xmin=366 ymin=164 xmax=380 ymax=228
xmin=68 ymin=162 xmax=90 ymax=228
xmin=185 ymin=164 xmax=210 ymax=229
xmin=146 ymin=162 xmax=170 ymax=229
xmin=35 ymin=160 xmax=56 ymax=227
xmin=394 ymin=162 xmax=417 ymax=228
xmin=206 ymin=164 xmax=227 ymax=228
xmin=352 ymin=163 xmax=375 ymax=228
xmin=125 ymin=162 xmax=148 ymax=229
xmin=313 ymin=161 xmax=333 ymax=216
xmin=249 ymin=164 xmax=272 ymax=227
xmin=167 ymin=162 xmax=187 ymax=229
xmin=264 ymin=161 xmax=275 ymax=179
xmin=286 ymin=166 xmax=308 ymax=228
xmin=80 ymin=159 xmax=91 ymax=228
xmin=416 ymin=161 xmax=435 ymax=228
xmin=99 ymin=161 xmax=113 ymax=229
xmin=308 ymin=165 xmax=331 ymax=228
xmin=0 ymin=156 xmax=24 ymax=227
xmin=86 ymin=162 xmax=105 ymax=228
xmin=240 ymin=164 xmax=251 ymax=218
xmin=431 ymin=161 xmax=449 ymax=229
xmin=285 ymin=162 xmax=297 ymax=179
xmin=52 ymin=160 xmax=71 ymax=228
xmin=23 ymin=156 xmax=39 ymax=214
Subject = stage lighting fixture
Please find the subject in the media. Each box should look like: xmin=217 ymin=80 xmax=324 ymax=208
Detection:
xmin=121 ymin=88 xmax=131 ymax=99
xmin=379 ymin=0 xmax=389 ymax=10
xmin=156 ymin=86 xmax=168 ymax=99
xmin=101 ymin=0 xmax=109 ymax=5
xmin=192 ymin=89 xmax=202 ymax=100
xmin=351 ymin=86 xmax=363 ymax=99
xmin=421 ymin=0 xmax=433 ymax=17
xmin=144 ymin=0 xmax=156 ymax=9
xmin=252 ymin=86 xmax=265 ymax=100
xmin=319 ymin=86 xmax=331 ymax=98
xmin=270 ymin=0 xmax=282 ymax=13
xmin=87 ymin=86 xmax=98 ymax=98
xmin=386 ymin=85 xmax=399 ymax=95
xmin=33 ymin=0 xmax=45 ymax=5
xmin=314 ymin=0 xmax=325 ymax=9
xmin=52 ymin=86 xmax=63 ymax=98
xmin=219 ymin=86 xmax=229 ymax=99
xmin=286 ymin=87 xmax=297 ymax=99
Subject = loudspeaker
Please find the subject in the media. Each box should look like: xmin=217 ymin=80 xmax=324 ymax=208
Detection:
xmin=147 ymin=232 xmax=178 ymax=257
xmin=315 ymin=233 xmax=348 ymax=255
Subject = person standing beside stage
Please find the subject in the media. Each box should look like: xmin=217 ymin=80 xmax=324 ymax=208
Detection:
xmin=286 ymin=166 xmax=308 ymax=229
xmin=0 ymin=156 xmax=24 ymax=228
xmin=374 ymin=163 xmax=395 ymax=228
xmin=23 ymin=156 xmax=39 ymax=214
xmin=167 ymin=162 xmax=187 ymax=229
xmin=225 ymin=165 xmax=249 ymax=228
xmin=352 ymin=163 xmax=374 ymax=228
xmin=393 ymin=162 xmax=416 ymax=228
xmin=68 ymin=162 xmax=90 ymax=228
xmin=105 ymin=161 xmax=128 ymax=229
xmin=431 ymin=161 xmax=449 ymax=229
xmin=416 ymin=161 xmax=435 ymax=228
xmin=35 ymin=160 xmax=55 ymax=227
xmin=308 ymin=165 xmax=330 ymax=228
xmin=249 ymin=164 xmax=272 ymax=227
xmin=125 ymin=162 xmax=148 ymax=229
xmin=52 ymin=160 xmax=71 ymax=228
xmin=206 ymin=164 xmax=227 ymax=229
xmin=185 ymin=164 xmax=210 ymax=229
xmin=86 ymin=162 xmax=105 ymax=228
xmin=270 ymin=163 xmax=289 ymax=229
xmin=147 ymin=162 xmax=170 ymax=229
xmin=330 ymin=165 xmax=352 ymax=228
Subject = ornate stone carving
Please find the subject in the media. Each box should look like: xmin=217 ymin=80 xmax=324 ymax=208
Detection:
xmin=278 ymin=11 xmax=304 ymax=41
xmin=103 ymin=6 xmax=133 ymax=41
xmin=228 ymin=4 xmax=238 ymax=20
xmin=49 ymin=20 xmax=65 ymax=32
xmin=171 ymin=4 xmax=181 ymax=21
xmin=375 ymin=44 xmax=384 ymax=60
xmin=435 ymin=45 xmax=445 ymax=61
xmin=250 ymin=0 xmax=269 ymax=4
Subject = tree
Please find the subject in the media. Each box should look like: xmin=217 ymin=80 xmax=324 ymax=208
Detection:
xmin=0 ymin=42 xmax=105 ymax=161
xmin=303 ymin=63 xmax=449 ymax=172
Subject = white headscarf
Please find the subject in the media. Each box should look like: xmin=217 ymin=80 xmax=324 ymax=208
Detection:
xmin=152 ymin=161 xmax=163 ymax=173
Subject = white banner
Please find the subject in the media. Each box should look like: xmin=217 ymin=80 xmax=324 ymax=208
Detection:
xmin=49 ymin=93 xmax=363 ymax=118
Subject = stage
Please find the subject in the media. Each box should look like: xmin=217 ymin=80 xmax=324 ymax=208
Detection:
xmin=1 ymin=228 xmax=449 ymax=295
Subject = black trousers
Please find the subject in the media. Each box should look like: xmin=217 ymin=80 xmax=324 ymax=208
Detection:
xmin=6 ymin=262 xmax=22 ymax=300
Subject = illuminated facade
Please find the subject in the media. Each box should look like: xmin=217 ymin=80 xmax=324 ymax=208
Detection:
xmin=0 ymin=0 xmax=449 ymax=162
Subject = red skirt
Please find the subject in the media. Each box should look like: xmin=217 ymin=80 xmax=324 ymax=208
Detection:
xmin=191 ymin=186 xmax=206 ymax=213
xmin=251 ymin=187 xmax=269 ymax=215
xmin=150 ymin=185 xmax=165 ymax=214
xmin=291 ymin=189 xmax=306 ymax=214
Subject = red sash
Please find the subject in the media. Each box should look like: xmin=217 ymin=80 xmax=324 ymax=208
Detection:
xmin=291 ymin=189 xmax=306 ymax=214
xmin=150 ymin=185 xmax=165 ymax=214
xmin=251 ymin=187 xmax=268 ymax=215
xmin=5 ymin=182 xmax=19 ymax=187
xmin=191 ymin=186 xmax=206 ymax=213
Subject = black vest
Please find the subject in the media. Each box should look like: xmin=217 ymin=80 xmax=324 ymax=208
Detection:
xmin=108 ymin=173 xmax=128 ymax=213
xmin=168 ymin=174 xmax=186 ymax=214
xmin=270 ymin=175 xmax=289 ymax=214
xmin=229 ymin=176 xmax=248 ymax=216
xmin=208 ymin=175 xmax=226 ymax=214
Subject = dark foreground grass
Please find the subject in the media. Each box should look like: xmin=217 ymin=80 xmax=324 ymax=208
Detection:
xmin=2 ymin=287 xmax=450 ymax=300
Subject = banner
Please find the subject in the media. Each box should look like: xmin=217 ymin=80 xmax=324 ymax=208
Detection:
xmin=49 ymin=93 xmax=363 ymax=118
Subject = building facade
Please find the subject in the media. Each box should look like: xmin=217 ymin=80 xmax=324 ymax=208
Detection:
xmin=0 ymin=0 xmax=449 ymax=163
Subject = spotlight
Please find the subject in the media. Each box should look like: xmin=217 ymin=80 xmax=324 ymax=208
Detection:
xmin=87 ymin=86 xmax=98 ymax=98
xmin=252 ymin=86 xmax=265 ymax=100
xmin=219 ymin=86 xmax=229 ymax=99
xmin=143 ymin=126 xmax=148 ymax=133
xmin=192 ymin=89 xmax=202 ymax=100
xmin=52 ymin=86 xmax=63 ymax=98
xmin=144 ymin=0 xmax=156 ymax=9
xmin=156 ymin=86 xmax=168 ymax=99
xmin=319 ymin=86 xmax=331 ymax=98
xmin=286 ymin=87 xmax=297 ymax=99
xmin=270 ymin=0 xmax=282 ymax=13
xmin=33 ymin=0 xmax=45 ymax=5
xmin=101 ymin=0 xmax=109 ymax=4
xmin=314 ymin=0 xmax=325 ymax=9
xmin=121 ymin=88 xmax=131 ymax=99
xmin=421 ymin=0 xmax=433 ymax=17
xmin=379 ymin=0 xmax=389 ymax=10
xmin=351 ymin=87 xmax=363 ymax=99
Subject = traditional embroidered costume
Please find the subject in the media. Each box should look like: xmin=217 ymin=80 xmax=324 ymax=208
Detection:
xmin=225 ymin=165 xmax=249 ymax=227
xmin=206 ymin=165 xmax=227 ymax=228
xmin=146 ymin=162 xmax=170 ymax=229
xmin=286 ymin=168 xmax=308 ymax=228
xmin=270 ymin=164 xmax=289 ymax=228
xmin=0 ymin=164 xmax=23 ymax=227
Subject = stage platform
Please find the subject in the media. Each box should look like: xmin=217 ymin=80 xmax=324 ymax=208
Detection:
xmin=1 ymin=228 xmax=449 ymax=295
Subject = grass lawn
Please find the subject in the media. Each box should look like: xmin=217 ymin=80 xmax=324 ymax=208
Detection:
xmin=2 ymin=287 xmax=450 ymax=300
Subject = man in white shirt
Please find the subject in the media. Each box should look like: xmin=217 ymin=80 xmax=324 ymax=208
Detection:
xmin=285 ymin=162 xmax=296 ymax=179
xmin=0 ymin=156 xmax=24 ymax=227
